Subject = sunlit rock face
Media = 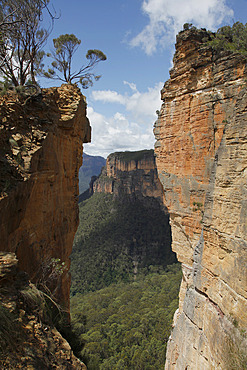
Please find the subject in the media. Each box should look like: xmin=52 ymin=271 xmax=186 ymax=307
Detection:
xmin=92 ymin=149 xmax=165 ymax=204
xmin=0 ymin=84 xmax=91 ymax=313
xmin=154 ymin=28 xmax=247 ymax=369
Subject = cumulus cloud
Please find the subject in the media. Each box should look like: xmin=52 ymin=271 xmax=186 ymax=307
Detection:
xmin=91 ymin=90 xmax=125 ymax=104
xmin=130 ymin=0 xmax=234 ymax=54
xmin=85 ymin=81 xmax=163 ymax=157
xmin=83 ymin=106 xmax=156 ymax=158
xmin=92 ymin=81 xmax=163 ymax=121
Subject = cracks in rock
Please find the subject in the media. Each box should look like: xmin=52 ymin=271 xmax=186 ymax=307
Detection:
xmin=194 ymin=287 xmax=225 ymax=318
xmin=183 ymin=308 xmax=202 ymax=330
xmin=220 ymin=278 xmax=247 ymax=301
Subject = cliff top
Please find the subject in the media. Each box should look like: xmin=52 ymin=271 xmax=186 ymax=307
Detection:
xmin=108 ymin=149 xmax=154 ymax=163
xmin=0 ymin=84 xmax=89 ymax=199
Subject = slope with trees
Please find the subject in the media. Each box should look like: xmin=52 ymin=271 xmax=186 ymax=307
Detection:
xmin=71 ymin=264 xmax=182 ymax=369
xmin=71 ymin=192 xmax=177 ymax=295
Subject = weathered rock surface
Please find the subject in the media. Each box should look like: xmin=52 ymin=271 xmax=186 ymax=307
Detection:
xmin=0 ymin=252 xmax=86 ymax=369
xmin=0 ymin=84 xmax=90 ymax=313
xmin=154 ymin=29 xmax=247 ymax=369
xmin=92 ymin=149 xmax=165 ymax=204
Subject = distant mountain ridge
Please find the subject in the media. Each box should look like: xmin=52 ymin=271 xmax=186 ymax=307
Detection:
xmin=79 ymin=153 xmax=106 ymax=194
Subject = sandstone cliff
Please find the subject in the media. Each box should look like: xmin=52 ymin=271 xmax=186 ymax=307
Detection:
xmin=92 ymin=149 xmax=165 ymax=204
xmin=0 ymin=84 xmax=90 ymax=315
xmin=154 ymin=29 xmax=247 ymax=369
xmin=72 ymin=149 xmax=177 ymax=294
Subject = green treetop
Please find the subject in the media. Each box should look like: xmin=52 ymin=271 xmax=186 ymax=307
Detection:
xmin=207 ymin=22 xmax=247 ymax=55
xmin=43 ymin=34 xmax=107 ymax=88
xmin=0 ymin=0 xmax=57 ymax=87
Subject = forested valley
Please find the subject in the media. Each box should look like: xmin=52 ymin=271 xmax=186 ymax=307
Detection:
xmin=69 ymin=186 xmax=181 ymax=369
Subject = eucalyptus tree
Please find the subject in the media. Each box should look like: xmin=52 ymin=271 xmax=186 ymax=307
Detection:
xmin=43 ymin=34 xmax=107 ymax=88
xmin=0 ymin=0 xmax=57 ymax=86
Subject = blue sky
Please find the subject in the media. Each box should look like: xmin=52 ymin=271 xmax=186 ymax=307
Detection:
xmin=41 ymin=0 xmax=247 ymax=158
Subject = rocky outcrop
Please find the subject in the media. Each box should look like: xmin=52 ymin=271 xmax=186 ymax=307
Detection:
xmin=0 ymin=252 xmax=86 ymax=369
xmin=154 ymin=29 xmax=247 ymax=369
xmin=72 ymin=149 xmax=177 ymax=295
xmin=0 ymin=84 xmax=90 ymax=314
xmin=92 ymin=149 xmax=165 ymax=204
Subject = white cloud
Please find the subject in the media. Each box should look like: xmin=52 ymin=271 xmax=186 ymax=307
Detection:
xmin=91 ymin=81 xmax=163 ymax=121
xmin=114 ymin=112 xmax=127 ymax=121
xmin=85 ymin=82 xmax=163 ymax=157
xmin=83 ymin=105 xmax=156 ymax=158
xmin=125 ymin=83 xmax=162 ymax=119
xmin=123 ymin=81 xmax=137 ymax=91
xmin=91 ymin=90 xmax=125 ymax=104
xmin=130 ymin=0 xmax=234 ymax=54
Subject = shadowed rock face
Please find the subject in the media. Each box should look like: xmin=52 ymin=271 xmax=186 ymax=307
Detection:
xmin=0 ymin=84 xmax=91 ymax=313
xmin=0 ymin=252 xmax=87 ymax=369
xmin=154 ymin=29 xmax=247 ymax=369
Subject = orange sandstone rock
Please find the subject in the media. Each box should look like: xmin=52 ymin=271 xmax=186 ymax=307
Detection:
xmin=0 ymin=84 xmax=91 ymax=314
xmin=92 ymin=149 xmax=165 ymax=203
xmin=154 ymin=29 xmax=247 ymax=369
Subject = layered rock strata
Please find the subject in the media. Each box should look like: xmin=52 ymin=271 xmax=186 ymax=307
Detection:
xmin=92 ymin=149 xmax=165 ymax=204
xmin=0 ymin=84 xmax=90 ymax=313
xmin=154 ymin=29 xmax=247 ymax=368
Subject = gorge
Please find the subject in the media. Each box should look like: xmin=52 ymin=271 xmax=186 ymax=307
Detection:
xmin=71 ymin=149 xmax=177 ymax=295
xmin=0 ymin=26 xmax=246 ymax=370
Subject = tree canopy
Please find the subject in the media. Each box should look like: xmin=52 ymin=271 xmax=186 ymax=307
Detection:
xmin=70 ymin=264 xmax=181 ymax=369
xmin=71 ymin=192 xmax=176 ymax=295
xmin=43 ymin=33 xmax=107 ymax=88
xmin=0 ymin=0 xmax=57 ymax=87
xmin=207 ymin=22 xmax=247 ymax=55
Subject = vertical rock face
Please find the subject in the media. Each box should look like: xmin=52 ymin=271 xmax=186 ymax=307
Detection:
xmin=92 ymin=149 xmax=165 ymax=203
xmin=0 ymin=84 xmax=91 ymax=312
xmin=154 ymin=29 xmax=247 ymax=369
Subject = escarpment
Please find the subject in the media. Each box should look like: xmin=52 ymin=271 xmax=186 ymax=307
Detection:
xmin=0 ymin=84 xmax=91 ymax=314
xmin=154 ymin=28 xmax=247 ymax=369
xmin=72 ymin=149 xmax=177 ymax=295
xmin=91 ymin=149 xmax=165 ymax=203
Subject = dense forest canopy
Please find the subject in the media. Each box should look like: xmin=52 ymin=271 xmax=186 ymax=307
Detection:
xmin=71 ymin=264 xmax=182 ymax=369
xmin=71 ymin=192 xmax=176 ymax=295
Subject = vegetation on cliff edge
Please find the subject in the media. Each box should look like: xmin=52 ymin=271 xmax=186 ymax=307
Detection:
xmin=183 ymin=22 xmax=247 ymax=56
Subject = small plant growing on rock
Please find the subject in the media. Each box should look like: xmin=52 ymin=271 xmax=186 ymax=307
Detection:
xmin=192 ymin=201 xmax=204 ymax=222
